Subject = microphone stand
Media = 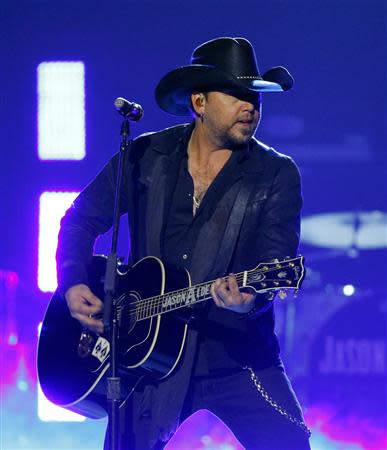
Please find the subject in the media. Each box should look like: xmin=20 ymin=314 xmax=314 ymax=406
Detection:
xmin=103 ymin=117 xmax=131 ymax=450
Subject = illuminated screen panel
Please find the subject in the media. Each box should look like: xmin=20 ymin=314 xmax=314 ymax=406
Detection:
xmin=37 ymin=323 xmax=86 ymax=422
xmin=37 ymin=384 xmax=86 ymax=422
xmin=37 ymin=61 xmax=85 ymax=160
xmin=38 ymin=191 xmax=79 ymax=292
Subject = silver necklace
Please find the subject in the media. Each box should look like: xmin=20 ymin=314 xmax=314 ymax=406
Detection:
xmin=193 ymin=195 xmax=201 ymax=209
xmin=192 ymin=195 xmax=201 ymax=216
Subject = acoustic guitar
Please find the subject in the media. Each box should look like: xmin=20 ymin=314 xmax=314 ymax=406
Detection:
xmin=37 ymin=255 xmax=305 ymax=419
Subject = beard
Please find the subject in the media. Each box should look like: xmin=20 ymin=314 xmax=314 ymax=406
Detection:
xmin=215 ymin=121 xmax=259 ymax=148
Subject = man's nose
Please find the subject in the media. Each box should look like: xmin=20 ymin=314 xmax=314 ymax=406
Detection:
xmin=241 ymin=98 xmax=259 ymax=112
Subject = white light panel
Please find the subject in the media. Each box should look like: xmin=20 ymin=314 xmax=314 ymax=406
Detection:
xmin=38 ymin=191 xmax=79 ymax=292
xmin=37 ymin=383 xmax=86 ymax=422
xmin=38 ymin=61 xmax=86 ymax=160
xmin=37 ymin=323 xmax=85 ymax=422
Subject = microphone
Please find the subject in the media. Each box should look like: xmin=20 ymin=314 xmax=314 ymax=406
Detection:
xmin=114 ymin=97 xmax=144 ymax=121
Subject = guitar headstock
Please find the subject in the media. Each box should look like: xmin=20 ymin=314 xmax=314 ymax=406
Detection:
xmin=246 ymin=256 xmax=305 ymax=296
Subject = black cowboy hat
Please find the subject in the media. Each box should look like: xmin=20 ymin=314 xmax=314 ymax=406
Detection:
xmin=155 ymin=37 xmax=294 ymax=116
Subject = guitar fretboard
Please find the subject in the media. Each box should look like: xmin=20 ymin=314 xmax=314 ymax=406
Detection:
xmin=136 ymin=278 xmax=215 ymax=320
xmin=129 ymin=258 xmax=303 ymax=321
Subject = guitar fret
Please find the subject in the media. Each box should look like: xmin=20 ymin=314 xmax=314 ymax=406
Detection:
xmin=144 ymin=298 xmax=147 ymax=319
xmin=243 ymin=270 xmax=247 ymax=287
xmin=152 ymin=297 xmax=156 ymax=316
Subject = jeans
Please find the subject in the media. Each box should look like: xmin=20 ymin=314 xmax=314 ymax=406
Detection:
xmin=177 ymin=366 xmax=311 ymax=450
xmin=108 ymin=365 xmax=311 ymax=450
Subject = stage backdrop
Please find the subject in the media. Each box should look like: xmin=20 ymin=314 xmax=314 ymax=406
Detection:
xmin=1 ymin=1 xmax=386 ymax=449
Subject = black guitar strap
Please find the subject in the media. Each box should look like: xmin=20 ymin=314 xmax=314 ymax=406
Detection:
xmin=189 ymin=175 xmax=256 ymax=287
xmin=208 ymin=176 xmax=256 ymax=280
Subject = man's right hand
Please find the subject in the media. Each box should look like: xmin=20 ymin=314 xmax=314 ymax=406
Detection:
xmin=65 ymin=284 xmax=104 ymax=335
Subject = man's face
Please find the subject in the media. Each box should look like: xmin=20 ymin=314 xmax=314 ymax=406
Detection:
xmin=201 ymin=90 xmax=262 ymax=148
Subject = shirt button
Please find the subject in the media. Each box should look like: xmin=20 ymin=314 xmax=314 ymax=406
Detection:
xmin=182 ymin=254 xmax=188 ymax=260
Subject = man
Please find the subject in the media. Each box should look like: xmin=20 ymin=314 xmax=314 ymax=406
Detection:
xmin=57 ymin=37 xmax=311 ymax=449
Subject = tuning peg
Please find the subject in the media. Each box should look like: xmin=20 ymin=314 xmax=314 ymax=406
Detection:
xmin=278 ymin=290 xmax=287 ymax=300
xmin=293 ymin=289 xmax=299 ymax=298
xmin=266 ymin=292 xmax=275 ymax=301
xmin=271 ymin=258 xmax=283 ymax=268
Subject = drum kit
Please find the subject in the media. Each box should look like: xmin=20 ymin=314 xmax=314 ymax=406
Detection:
xmin=275 ymin=210 xmax=387 ymax=426
xmin=301 ymin=210 xmax=387 ymax=250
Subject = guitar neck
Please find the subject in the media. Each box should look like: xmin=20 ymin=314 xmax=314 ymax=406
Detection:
xmin=135 ymin=257 xmax=304 ymax=321
xmin=135 ymin=277 xmax=229 ymax=321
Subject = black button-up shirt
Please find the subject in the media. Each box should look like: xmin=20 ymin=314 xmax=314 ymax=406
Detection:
xmin=163 ymin=145 xmax=246 ymax=375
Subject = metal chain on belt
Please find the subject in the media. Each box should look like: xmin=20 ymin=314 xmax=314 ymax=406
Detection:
xmin=244 ymin=367 xmax=312 ymax=437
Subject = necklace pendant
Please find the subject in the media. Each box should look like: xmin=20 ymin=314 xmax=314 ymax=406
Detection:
xmin=193 ymin=195 xmax=200 ymax=208
xmin=192 ymin=195 xmax=201 ymax=216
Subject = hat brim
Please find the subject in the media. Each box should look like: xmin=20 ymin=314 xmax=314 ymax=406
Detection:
xmin=155 ymin=65 xmax=291 ymax=116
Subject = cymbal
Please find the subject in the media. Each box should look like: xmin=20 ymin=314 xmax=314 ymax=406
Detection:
xmin=301 ymin=211 xmax=387 ymax=249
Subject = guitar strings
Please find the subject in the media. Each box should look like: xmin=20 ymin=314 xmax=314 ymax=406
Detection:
xmin=129 ymin=263 xmax=297 ymax=310
xmin=130 ymin=263 xmax=297 ymax=310
xmin=140 ymin=287 xmax=296 ymax=319
xmin=121 ymin=264 xmax=300 ymax=321
xmin=128 ymin=263 xmax=299 ymax=320
xmin=133 ymin=273 xmax=246 ymax=316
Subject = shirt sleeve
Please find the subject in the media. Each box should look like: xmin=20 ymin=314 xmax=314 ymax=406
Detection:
xmin=256 ymin=156 xmax=302 ymax=263
xmin=244 ymin=155 xmax=303 ymax=319
xmin=56 ymin=152 xmax=130 ymax=295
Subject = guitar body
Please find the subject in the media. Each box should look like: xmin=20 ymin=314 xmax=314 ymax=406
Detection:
xmin=37 ymin=256 xmax=191 ymax=419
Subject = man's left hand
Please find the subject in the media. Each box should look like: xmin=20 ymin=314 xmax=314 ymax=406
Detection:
xmin=211 ymin=274 xmax=256 ymax=314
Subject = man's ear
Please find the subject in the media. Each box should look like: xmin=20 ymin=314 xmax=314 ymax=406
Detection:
xmin=191 ymin=92 xmax=205 ymax=116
